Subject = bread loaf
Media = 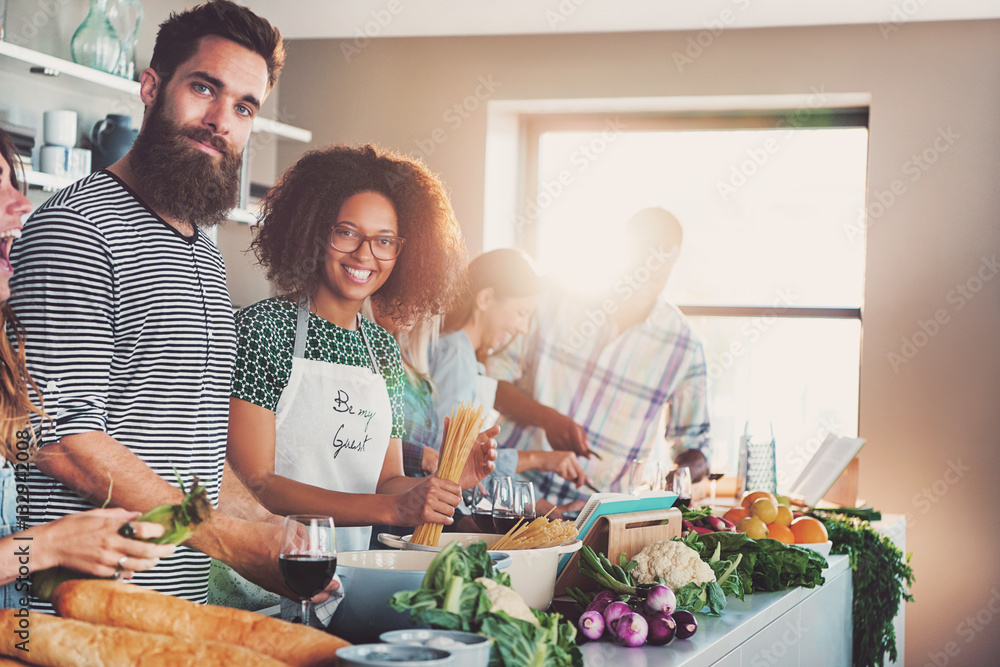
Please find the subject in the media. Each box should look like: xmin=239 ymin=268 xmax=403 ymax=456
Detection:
xmin=52 ymin=580 xmax=348 ymax=667
xmin=0 ymin=609 xmax=290 ymax=666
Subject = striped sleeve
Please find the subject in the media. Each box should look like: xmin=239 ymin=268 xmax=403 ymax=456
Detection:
xmin=8 ymin=205 xmax=116 ymax=445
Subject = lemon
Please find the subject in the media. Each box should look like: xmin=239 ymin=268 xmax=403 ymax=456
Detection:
xmin=736 ymin=516 xmax=769 ymax=539
xmin=773 ymin=504 xmax=793 ymax=526
xmin=750 ymin=497 xmax=778 ymax=524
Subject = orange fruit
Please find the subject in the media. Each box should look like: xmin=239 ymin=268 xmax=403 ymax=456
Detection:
xmin=736 ymin=516 xmax=769 ymax=539
xmin=773 ymin=504 xmax=793 ymax=526
xmin=766 ymin=523 xmax=795 ymax=545
xmin=722 ymin=507 xmax=749 ymax=525
xmin=790 ymin=516 xmax=829 ymax=544
xmin=741 ymin=490 xmax=777 ymax=510
xmin=750 ymin=498 xmax=778 ymax=524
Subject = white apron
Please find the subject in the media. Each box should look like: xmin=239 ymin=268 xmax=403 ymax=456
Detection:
xmin=274 ymin=300 xmax=393 ymax=553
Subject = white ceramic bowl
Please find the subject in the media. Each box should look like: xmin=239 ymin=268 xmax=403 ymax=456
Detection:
xmin=378 ymin=532 xmax=581 ymax=611
xmin=337 ymin=644 xmax=454 ymax=666
xmin=381 ymin=629 xmax=491 ymax=667
xmin=796 ymin=540 xmax=833 ymax=558
xmin=331 ymin=550 xmax=512 ymax=643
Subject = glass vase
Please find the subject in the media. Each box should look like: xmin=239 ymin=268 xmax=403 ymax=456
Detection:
xmin=70 ymin=0 xmax=122 ymax=74
xmin=106 ymin=0 xmax=143 ymax=80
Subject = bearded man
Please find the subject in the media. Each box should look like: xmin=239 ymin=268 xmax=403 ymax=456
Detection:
xmin=9 ymin=1 xmax=306 ymax=610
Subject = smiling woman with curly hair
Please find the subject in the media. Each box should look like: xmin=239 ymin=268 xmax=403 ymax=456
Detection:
xmin=227 ymin=145 xmax=499 ymax=625
xmin=251 ymin=144 xmax=466 ymax=326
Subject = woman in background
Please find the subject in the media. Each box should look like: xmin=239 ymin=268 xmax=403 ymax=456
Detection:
xmin=0 ymin=130 xmax=174 ymax=606
xmin=431 ymin=248 xmax=590 ymax=518
xmin=375 ymin=311 xmax=444 ymax=478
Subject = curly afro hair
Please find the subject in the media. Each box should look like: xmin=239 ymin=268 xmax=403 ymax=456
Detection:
xmin=251 ymin=144 xmax=467 ymax=326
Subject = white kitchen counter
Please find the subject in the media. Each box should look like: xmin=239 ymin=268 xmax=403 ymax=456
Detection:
xmin=581 ymin=554 xmax=852 ymax=667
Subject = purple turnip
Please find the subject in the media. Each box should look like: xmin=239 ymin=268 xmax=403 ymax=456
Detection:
xmin=644 ymin=584 xmax=677 ymax=616
xmin=673 ymin=609 xmax=698 ymax=639
xmin=578 ymin=610 xmax=605 ymax=641
xmin=646 ymin=612 xmax=677 ymax=646
xmin=603 ymin=600 xmax=632 ymax=630
xmin=613 ymin=612 xmax=649 ymax=647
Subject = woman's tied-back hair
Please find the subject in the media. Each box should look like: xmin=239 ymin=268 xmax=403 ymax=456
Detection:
xmin=252 ymin=144 xmax=467 ymax=327
xmin=443 ymin=248 xmax=541 ymax=333
xmin=0 ymin=129 xmax=46 ymax=461
xmin=151 ymin=0 xmax=284 ymax=92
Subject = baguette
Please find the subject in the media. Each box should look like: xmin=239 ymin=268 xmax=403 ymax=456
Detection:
xmin=0 ymin=609 xmax=290 ymax=666
xmin=52 ymin=580 xmax=348 ymax=667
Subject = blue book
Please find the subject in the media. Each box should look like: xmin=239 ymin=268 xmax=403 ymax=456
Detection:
xmin=557 ymin=491 xmax=678 ymax=574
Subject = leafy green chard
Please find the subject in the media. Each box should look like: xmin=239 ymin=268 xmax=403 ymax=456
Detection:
xmin=679 ymin=531 xmax=827 ymax=596
xmin=32 ymin=472 xmax=211 ymax=601
xmin=674 ymin=540 xmax=743 ymax=616
xmin=811 ymin=510 xmax=914 ymax=667
xmin=389 ymin=542 xmax=582 ymax=667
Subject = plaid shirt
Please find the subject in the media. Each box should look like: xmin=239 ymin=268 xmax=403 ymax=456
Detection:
xmin=490 ymin=285 xmax=710 ymax=506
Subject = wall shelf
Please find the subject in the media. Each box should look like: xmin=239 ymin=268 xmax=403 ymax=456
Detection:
xmin=22 ymin=167 xmax=77 ymax=192
xmin=0 ymin=40 xmax=138 ymax=95
xmin=0 ymin=41 xmax=312 ymax=142
xmin=22 ymin=165 xmax=262 ymax=226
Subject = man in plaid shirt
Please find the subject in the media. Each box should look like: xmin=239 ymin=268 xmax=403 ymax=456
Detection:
xmin=490 ymin=208 xmax=710 ymax=507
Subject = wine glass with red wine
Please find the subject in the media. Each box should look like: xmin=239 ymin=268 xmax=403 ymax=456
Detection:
xmin=491 ymin=476 xmax=520 ymax=534
xmin=513 ymin=480 xmax=536 ymax=522
xmin=471 ymin=480 xmax=497 ymax=533
xmin=279 ymin=515 xmax=336 ymax=626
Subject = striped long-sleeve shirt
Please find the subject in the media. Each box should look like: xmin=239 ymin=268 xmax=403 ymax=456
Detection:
xmin=8 ymin=171 xmax=236 ymax=607
xmin=489 ymin=283 xmax=710 ymax=506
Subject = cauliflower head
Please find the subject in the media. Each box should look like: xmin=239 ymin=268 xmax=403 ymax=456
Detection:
xmin=474 ymin=577 xmax=539 ymax=626
xmin=629 ymin=540 xmax=716 ymax=590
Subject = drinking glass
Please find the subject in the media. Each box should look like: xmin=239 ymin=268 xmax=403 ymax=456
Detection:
xmin=491 ymin=476 xmax=519 ymax=534
xmin=671 ymin=465 xmax=692 ymax=509
xmin=470 ymin=480 xmax=497 ymax=533
xmin=513 ymin=480 xmax=536 ymax=522
xmin=627 ymin=458 xmax=665 ymax=495
xmin=279 ymin=515 xmax=336 ymax=626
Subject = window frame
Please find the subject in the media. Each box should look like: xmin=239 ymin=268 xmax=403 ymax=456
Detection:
xmin=514 ymin=104 xmax=871 ymax=449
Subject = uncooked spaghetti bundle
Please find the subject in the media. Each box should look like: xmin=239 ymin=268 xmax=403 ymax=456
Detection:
xmin=490 ymin=512 xmax=579 ymax=550
xmin=410 ymin=402 xmax=486 ymax=546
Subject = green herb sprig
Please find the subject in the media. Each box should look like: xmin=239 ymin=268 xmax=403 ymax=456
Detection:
xmin=32 ymin=472 xmax=210 ymax=601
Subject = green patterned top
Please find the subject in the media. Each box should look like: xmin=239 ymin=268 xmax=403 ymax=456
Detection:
xmin=231 ymin=297 xmax=406 ymax=438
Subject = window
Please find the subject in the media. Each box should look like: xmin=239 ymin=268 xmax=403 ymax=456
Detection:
xmin=507 ymin=105 xmax=869 ymax=486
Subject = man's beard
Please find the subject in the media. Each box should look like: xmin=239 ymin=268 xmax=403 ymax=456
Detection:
xmin=129 ymin=101 xmax=243 ymax=229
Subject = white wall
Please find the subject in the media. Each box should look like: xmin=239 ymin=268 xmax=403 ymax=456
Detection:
xmin=276 ymin=20 xmax=1000 ymax=665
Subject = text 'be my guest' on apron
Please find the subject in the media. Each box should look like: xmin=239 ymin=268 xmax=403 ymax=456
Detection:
xmin=274 ymin=300 xmax=392 ymax=553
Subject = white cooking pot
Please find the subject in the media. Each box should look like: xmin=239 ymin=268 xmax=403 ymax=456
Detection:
xmin=378 ymin=532 xmax=581 ymax=611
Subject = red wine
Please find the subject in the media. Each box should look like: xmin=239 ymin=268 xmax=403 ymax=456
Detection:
xmin=673 ymin=497 xmax=692 ymax=509
xmin=279 ymin=554 xmax=337 ymax=600
xmin=492 ymin=512 xmax=521 ymax=534
xmin=472 ymin=511 xmax=495 ymax=533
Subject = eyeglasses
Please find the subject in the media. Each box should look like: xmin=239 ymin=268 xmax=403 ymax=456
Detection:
xmin=329 ymin=226 xmax=406 ymax=260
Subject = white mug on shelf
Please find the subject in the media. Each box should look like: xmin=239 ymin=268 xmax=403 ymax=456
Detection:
xmin=39 ymin=145 xmax=72 ymax=176
xmin=71 ymin=148 xmax=92 ymax=179
xmin=43 ymin=110 xmax=79 ymax=148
